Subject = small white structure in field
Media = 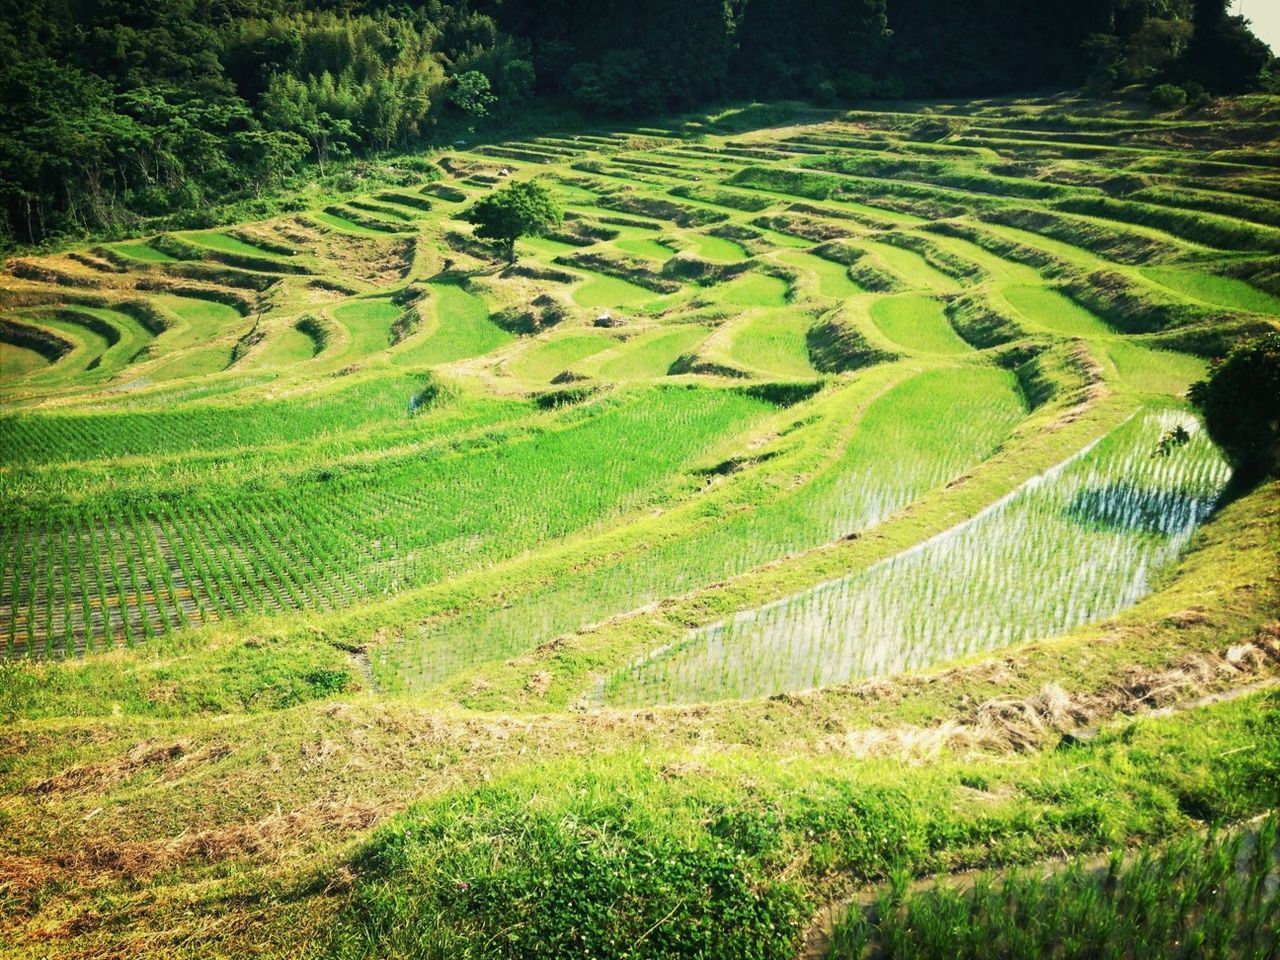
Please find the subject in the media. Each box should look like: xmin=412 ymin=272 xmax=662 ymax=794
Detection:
xmin=498 ymin=167 xmax=511 ymax=177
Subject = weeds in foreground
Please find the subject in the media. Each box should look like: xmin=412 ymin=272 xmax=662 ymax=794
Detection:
xmin=831 ymin=815 xmax=1280 ymax=959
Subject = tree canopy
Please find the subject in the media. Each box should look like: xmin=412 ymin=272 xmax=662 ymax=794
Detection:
xmin=1189 ymin=333 xmax=1280 ymax=482
xmin=462 ymin=180 xmax=562 ymax=262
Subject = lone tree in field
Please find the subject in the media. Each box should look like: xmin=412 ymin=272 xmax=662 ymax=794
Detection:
xmin=463 ymin=180 xmax=562 ymax=263
xmin=1189 ymin=332 xmax=1280 ymax=481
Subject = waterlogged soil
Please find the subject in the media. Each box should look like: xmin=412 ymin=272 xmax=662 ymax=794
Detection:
xmin=605 ymin=408 xmax=1231 ymax=705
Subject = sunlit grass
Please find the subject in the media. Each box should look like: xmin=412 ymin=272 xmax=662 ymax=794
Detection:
xmin=1001 ymin=284 xmax=1114 ymax=337
xmin=725 ymin=309 xmax=817 ymax=376
xmin=1140 ymin=265 xmax=1280 ymax=314
xmin=506 ymin=331 xmax=616 ymax=381
xmin=331 ymin=298 xmax=403 ymax=356
xmin=719 ymin=271 xmax=790 ymax=306
xmin=382 ymin=365 xmax=1025 ymax=690
xmin=573 ymin=274 xmax=658 ymax=308
xmin=870 ymin=295 xmax=971 ymax=354
xmin=831 ymin=815 xmax=1280 ymax=960
xmin=109 ymin=240 xmax=176 ymax=263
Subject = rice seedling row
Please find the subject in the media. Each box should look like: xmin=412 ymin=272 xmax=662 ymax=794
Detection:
xmin=379 ymin=365 xmax=1025 ymax=689
xmin=0 ymin=388 xmax=766 ymax=656
xmin=603 ymin=407 xmax=1231 ymax=706
xmin=830 ymin=815 xmax=1280 ymax=960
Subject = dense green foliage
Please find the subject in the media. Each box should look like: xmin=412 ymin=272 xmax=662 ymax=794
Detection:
xmin=0 ymin=0 xmax=535 ymax=246
xmin=337 ymin=775 xmax=807 ymax=959
xmin=2 ymin=0 xmax=1275 ymax=247
xmin=1190 ymin=332 xmax=1280 ymax=480
xmin=463 ymin=180 xmax=562 ymax=261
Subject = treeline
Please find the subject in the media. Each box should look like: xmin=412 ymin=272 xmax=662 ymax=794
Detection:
xmin=0 ymin=0 xmax=1273 ymax=247
xmin=502 ymin=0 xmax=1269 ymax=106
xmin=0 ymin=0 xmax=534 ymax=245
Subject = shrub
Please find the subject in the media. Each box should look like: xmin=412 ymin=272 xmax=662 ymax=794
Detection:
xmin=303 ymin=669 xmax=353 ymax=696
xmin=1182 ymin=80 xmax=1211 ymax=107
xmin=332 ymin=172 xmax=360 ymax=193
xmin=1149 ymin=83 xmax=1188 ymax=110
xmin=1188 ymin=332 xmax=1280 ymax=480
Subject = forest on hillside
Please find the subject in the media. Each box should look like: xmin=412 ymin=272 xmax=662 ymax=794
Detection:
xmin=1 ymin=0 xmax=1274 ymax=247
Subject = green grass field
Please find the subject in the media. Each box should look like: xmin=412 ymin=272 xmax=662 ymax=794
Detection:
xmin=1001 ymin=284 xmax=1116 ymax=338
xmin=572 ymin=273 xmax=658 ymax=307
xmin=0 ymin=342 xmax=47 ymax=377
xmin=720 ymin=270 xmax=791 ymax=306
xmin=616 ymin=237 xmax=677 ymax=261
xmin=1139 ymin=265 xmax=1280 ymax=314
xmin=392 ymin=282 xmax=512 ymax=365
xmin=178 ymin=231 xmax=287 ymax=258
xmin=870 ymin=295 xmax=973 ymax=354
xmin=506 ymin=330 xmax=619 ymax=380
xmin=1 ymin=93 xmax=1278 ymax=959
xmin=690 ymin=232 xmax=748 ymax=262
xmin=780 ymin=249 xmax=864 ymax=298
xmin=109 ymin=240 xmax=177 ymax=262
xmin=725 ymin=308 xmax=818 ymax=376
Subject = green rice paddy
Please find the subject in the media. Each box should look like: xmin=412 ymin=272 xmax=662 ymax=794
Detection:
xmin=720 ymin=270 xmax=790 ymax=306
xmin=594 ymin=324 xmax=711 ymax=379
xmin=394 ymin=282 xmax=512 ymax=364
xmin=1002 ymin=284 xmax=1115 ymax=337
xmin=110 ymin=240 xmax=176 ymax=262
xmin=690 ymin=233 xmax=748 ymax=262
xmin=1139 ymin=265 xmax=1280 ymax=314
xmin=2 ymin=98 xmax=1274 ymax=671
xmin=331 ymin=298 xmax=404 ymax=356
xmin=0 ymin=342 xmax=47 ymax=377
xmin=615 ymin=237 xmax=677 ymax=261
xmin=179 ymin=231 xmax=284 ymax=258
xmin=780 ymin=249 xmax=864 ymax=298
xmin=726 ymin=309 xmax=818 ymax=376
xmin=864 ymin=240 xmax=961 ymax=293
xmin=507 ymin=330 xmax=617 ymax=380
xmin=870 ymin=295 xmax=972 ymax=354
xmin=572 ymin=274 xmax=658 ymax=307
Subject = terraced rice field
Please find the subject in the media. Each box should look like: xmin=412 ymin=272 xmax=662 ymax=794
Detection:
xmin=603 ymin=408 xmax=1232 ymax=705
xmin=1 ymin=96 xmax=1277 ymax=710
xmin=5 ymin=92 xmax=1280 ymax=960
